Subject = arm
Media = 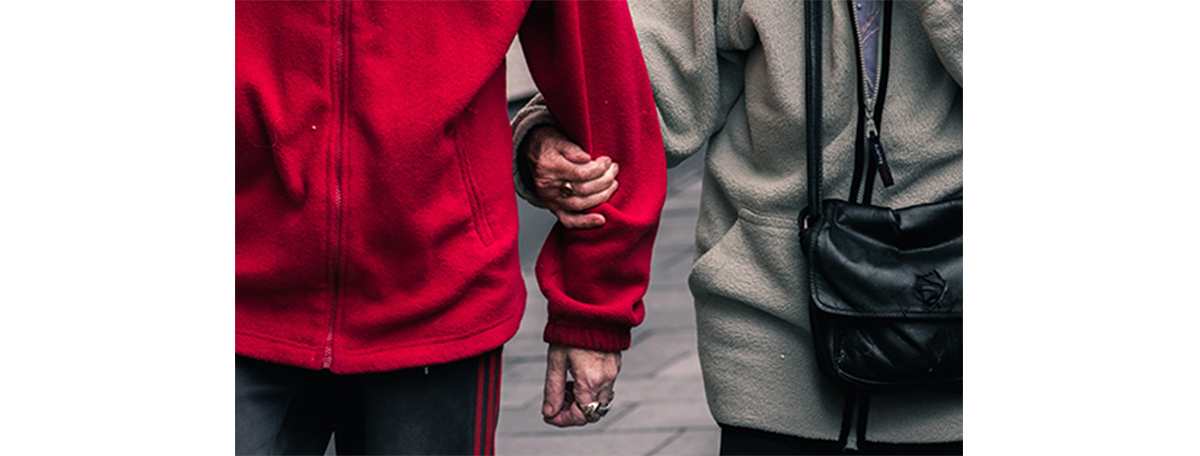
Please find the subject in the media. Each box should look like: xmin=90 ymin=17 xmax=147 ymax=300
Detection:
xmin=904 ymin=0 xmax=963 ymax=86
xmin=518 ymin=0 xmax=667 ymax=426
xmin=513 ymin=0 xmax=749 ymax=220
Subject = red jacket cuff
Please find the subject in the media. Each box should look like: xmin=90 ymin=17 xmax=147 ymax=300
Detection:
xmin=543 ymin=322 xmax=631 ymax=352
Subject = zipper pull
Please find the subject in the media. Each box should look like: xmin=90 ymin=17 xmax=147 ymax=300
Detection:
xmin=866 ymin=121 xmax=894 ymax=187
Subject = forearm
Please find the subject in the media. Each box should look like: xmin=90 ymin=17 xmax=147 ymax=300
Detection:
xmin=520 ymin=0 xmax=667 ymax=351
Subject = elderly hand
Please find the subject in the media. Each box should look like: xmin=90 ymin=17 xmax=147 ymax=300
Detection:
xmin=522 ymin=126 xmax=618 ymax=229
xmin=542 ymin=344 xmax=621 ymax=427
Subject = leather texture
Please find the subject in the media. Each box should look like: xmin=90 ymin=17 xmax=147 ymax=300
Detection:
xmin=801 ymin=198 xmax=962 ymax=393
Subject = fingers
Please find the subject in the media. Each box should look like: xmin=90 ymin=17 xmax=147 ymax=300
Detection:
xmin=543 ymin=381 xmax=588 ymax=427
xmin=568 ymin=162 xmax=619 ymax=200
xmin=557 ymin=140 xmax=593 ymax=165
xmin=524 ymin=126 xmax=621 ymax=230
xmin=542 ymin=151 xmax=610 ymax=185
xmin=544 ymin=347 xmax=588 ymax=428
xmin=554 ymin=211 xmax=608 ymax=230
xmin=529 ymin=129 xmax=613 ymax=189
xmin=566 ymin=178 xmax=618 ymax=213
xmin=542 ymin=346 xmax=568 ymax=419
xmin=569 ymin=353 xmax=619 ymax=407
xmin=539 ymin=162 xmax=619 ymax=224
xmin=527 ymin=126 xmax=595 ymax=168
xmin=570 ymin=376 xmax=607 ymax=424
xmin=551 ymin=179 xmax=618 ymax=218
xmin=542 ymin=346 xmax=623 ymax=428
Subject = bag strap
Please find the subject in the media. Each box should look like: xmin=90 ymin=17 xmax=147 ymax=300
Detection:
xmin=837 ymin=393 xmax=871 ymax=452
xmin=806 ymin=3 xmax=871 ymax=451
xmin=804 ymin=0 xmax=824 ymax=220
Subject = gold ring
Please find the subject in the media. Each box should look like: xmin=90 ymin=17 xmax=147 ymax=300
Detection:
xmin=560 ymin=181 xmax=575 ymax=198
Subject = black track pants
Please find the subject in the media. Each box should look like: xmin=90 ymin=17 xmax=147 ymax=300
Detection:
xmin=235 ymin=348 xmax=502 ymax=455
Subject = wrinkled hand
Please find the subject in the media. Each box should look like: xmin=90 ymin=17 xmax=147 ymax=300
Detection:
xmin=523 ymin=126 xmax=618 ymax=229
xmin=542 ymin=344 xmax=621 ymax=427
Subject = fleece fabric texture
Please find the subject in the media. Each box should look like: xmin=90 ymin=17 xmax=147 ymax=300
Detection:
xmin=514 ymin=0 xmax=962 ymax=445
xmin=236 ymin=0 xmax=666 ymax=374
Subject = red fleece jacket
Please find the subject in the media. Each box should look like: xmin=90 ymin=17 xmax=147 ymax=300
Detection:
xmin=236 ymin=1 xmax=666 ymax=374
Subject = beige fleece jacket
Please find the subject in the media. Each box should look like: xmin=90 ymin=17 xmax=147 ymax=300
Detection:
xmin=513 ymin=0 xmax=963 ymax=444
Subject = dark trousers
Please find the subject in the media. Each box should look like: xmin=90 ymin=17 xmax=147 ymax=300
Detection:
xmin=235 ymin=348 xmax=503 ymax=455
xmin=719 ymin=425 xmax=963 ymax=456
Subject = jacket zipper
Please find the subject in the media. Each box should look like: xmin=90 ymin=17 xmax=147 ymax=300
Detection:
xmin=850 ymin=2 xmax=893 ymax=191
xmin=323 ymin=0 xmax=348 ymax=370
xmin=866 ymin=119 xmax=893 ymax=187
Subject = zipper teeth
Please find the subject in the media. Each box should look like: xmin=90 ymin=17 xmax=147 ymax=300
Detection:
xmin=849 ymin=1 xmax=873 ymax=200
xmin=849 ymin=2 xmax=876 ymax=117
xmin=324 ymin=0 xmax=347 ymax=370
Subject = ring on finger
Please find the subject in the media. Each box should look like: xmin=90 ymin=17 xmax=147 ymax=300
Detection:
xmin=596 ymin=401 xmax=611 ymax=418
xmin=597 ymin=391 xmax=613 ymax=417
xmin=579 ymin=393 xmax=614 ymax=422
xmin=559 ymin=181 xmax=575 ymax=198
xmin=579 ymin=401 xmax=603 ymax=422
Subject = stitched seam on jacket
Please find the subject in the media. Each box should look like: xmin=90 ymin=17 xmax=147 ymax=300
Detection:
xmin=454 ymin=123 xmax=495 ymax=246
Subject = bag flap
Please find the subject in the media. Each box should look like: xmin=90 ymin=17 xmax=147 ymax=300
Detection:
xmin=806 ymin=200 xmax=962 ymax=318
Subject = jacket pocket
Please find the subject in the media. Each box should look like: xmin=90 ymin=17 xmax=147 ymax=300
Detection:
xmin=451 ymin=123 xmax=496 ymax=247
xmin=688 ymin=208 xmax=809 ymax=328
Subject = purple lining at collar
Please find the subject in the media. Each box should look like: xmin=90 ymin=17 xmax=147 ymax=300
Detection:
xmin=856 ymin=0 xmax=881 ymax=100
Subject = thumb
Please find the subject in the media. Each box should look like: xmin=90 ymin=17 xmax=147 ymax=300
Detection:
xmin=558 ymin=142 xmax=594 ymax=165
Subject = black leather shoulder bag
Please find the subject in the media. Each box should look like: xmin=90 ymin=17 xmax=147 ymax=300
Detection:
xmin=798 ymin=0 xmax=962 ymax=395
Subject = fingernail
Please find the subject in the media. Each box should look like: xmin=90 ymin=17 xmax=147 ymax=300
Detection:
xmin=543 ymin=402 xmax=554 ymax=416
xmin=613 ymin=163 xmax=620 ymax=174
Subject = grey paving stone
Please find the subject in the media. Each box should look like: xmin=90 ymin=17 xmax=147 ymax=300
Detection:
xmin=504 ymin=357 xmax=551 ymax=383
xmin=650 ymin=251 xmax=696 ymax=286
xmin=506 ymin=332 xmax=548 ymax=356
xmin=497 ymin=429 xmax=680 ymax=456
xmin=604 ymin=400 xmax=719 ymax=432
xmin=645 ymin=288 xmax=692 ymax=310
xmin=651 ymin=428 xmax=721 ymax=456
xmin=653 ymin=350 xmax=704 ymax=379
xmin=514 ymin=307 xmax=547 ymax=338
xmin=500 ymin=380 xmax=544 ymax=410
xmin=624 ymin=331 xmax=700 ymax=378
xmin=639 ymin=309 xmax=697 ymax=333
xmin=603 ymin=375 xmax=707 ymax=405
xmin=653 ymin=222 xmax=699 ymax=249
xmin=497 ymin=405 xmax=565 ymax=436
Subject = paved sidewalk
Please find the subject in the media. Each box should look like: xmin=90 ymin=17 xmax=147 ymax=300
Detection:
xmin=497 ymin=152 xmax=719 ymax=456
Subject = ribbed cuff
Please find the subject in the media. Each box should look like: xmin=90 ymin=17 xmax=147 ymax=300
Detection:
xmin=543 ymin=321 xmax=631 ymax=352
